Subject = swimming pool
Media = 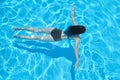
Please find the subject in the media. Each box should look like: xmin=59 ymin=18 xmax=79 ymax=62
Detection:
xmin=0 ymin=0 xmax=120 ymax=80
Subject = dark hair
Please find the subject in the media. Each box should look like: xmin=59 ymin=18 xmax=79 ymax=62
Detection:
xmin=64 ymin=25 xmax=86 ymax=37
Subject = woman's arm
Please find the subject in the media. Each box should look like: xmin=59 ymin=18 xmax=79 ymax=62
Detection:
xmin=74 ymin=37 xmax=80 ymax=69
xmin=71 ymin=4 xmax=77 ymax=25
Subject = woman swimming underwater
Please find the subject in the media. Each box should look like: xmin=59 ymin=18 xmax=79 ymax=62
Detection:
xmin=13 ymin=4 xmax=86 ymax=69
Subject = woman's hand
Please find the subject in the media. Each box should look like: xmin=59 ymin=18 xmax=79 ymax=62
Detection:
xmin=71 ymin=4 xmax=74 ymax=17
xmin=70 ymin=4 xmax=77 ymax=25
xmin=75 ymin=60 xmax=79 ymax=69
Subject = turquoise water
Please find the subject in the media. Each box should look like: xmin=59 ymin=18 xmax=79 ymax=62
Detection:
xmin=0 ymin=0 xmax=120 ymax=80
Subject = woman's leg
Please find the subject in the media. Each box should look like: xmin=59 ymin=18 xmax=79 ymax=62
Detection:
xmin=13 ymin=35 xmax=54 ymax=41
xmin=13 ymin=27 xmax=55 ymax=34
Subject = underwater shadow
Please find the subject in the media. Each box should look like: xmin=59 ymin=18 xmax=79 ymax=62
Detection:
xmin=14 ymin=40 xmax=76 ymax=80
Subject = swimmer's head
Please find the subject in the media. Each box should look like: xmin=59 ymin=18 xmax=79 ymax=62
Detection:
xmin=64 ymin=25 xmax=86 ymax=36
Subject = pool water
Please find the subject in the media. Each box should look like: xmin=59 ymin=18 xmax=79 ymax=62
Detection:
xmin=0 ymin=0 xmax=120 ymax=80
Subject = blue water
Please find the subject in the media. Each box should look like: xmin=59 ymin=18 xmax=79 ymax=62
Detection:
xmin=0 ymin=0 xmax=120 ymax=80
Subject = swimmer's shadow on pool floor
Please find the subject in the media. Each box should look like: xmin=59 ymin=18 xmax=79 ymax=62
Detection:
xmin=14 ymin=40 xmax=76 ymax=80
xmin=14 ymin=40 xmax=76 ymax=64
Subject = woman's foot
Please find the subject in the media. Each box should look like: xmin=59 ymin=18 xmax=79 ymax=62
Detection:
xmin=13 ymin=34 xmax=20 ymax=38
xmin=13 ymin=27 xmax=23 ymax=31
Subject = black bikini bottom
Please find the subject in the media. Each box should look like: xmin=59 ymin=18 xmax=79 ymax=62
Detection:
xmin=51 ymin=28 xmax=62 ymax=41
